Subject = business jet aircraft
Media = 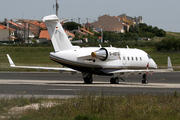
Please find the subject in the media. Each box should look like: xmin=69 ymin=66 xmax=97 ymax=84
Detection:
xmin=7 ymin=14 xmax=173 ymax=84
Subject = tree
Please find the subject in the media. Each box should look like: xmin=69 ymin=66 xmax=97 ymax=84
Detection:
xmin=63 ymin=22 xmax=81 ymax=31
xmin=156 ymin=29 xmax=166 ymax=37
xmin=86 ymin=34 xmax=98 ymax=43
xmin=155 ymin=37 xmax=180 ymax=51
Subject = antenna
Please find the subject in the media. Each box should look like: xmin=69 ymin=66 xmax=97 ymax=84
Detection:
xmin=53 ymin=0 xmax=59 ymax=16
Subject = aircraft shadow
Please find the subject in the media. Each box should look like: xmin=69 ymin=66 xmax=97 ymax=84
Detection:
xmin=46 ymin=82 xmax=159 ymax=87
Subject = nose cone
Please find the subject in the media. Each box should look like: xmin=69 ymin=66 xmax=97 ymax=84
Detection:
xmin=149 ymin=59 xmax=157 ymax=69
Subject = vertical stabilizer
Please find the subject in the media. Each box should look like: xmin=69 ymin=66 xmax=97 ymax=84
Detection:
xmin=42 ymin=14 xmax=73 ymax=52
xmin=167 ymin=57 xmax=173 ymax=70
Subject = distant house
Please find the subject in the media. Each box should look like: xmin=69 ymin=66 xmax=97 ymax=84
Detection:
xmin=65 ymin=30 xmax=75 ymax=40
xmin=91 ymin=14 xmax=126 ymax=33
xmin=118 ymin=14 xmax=143 ymax=27
xmin=25 ymin=20 xmax=46 ymax=36
xmin=71 ymin=29 xmax=86 ymax=38
xmin=80 ymin=28 xmax=94 ymax=35
xmin=1 ymin=19 xmax=37 ymax=43
xmin=39 ymin=30 xmax=51 ymax=43
xmin=0 ymin=24 xmax=16 ymax=43
xmin=39 ymin=30 xmax=75 ymax=43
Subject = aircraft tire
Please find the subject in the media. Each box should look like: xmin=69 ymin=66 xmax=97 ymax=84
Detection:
xmin=110 ymin=77 xmax=119 ymax=84
xmin=142 ymin=74 xmax=148 ymax=84
xmin=84 ymin=76 xmax=93 ymax=84
xmin=142 ymin=80 xmax=148 ymax=84
xmin=115 ymin=77 xmax=119 ymax=84
xmin=110 ymin=78 xmax=115 ymax=84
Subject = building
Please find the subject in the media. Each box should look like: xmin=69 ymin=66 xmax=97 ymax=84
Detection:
xmin=25 ymin=20 xmax=46 ymax=36
xmin=65 ymin=30 xmax=75 ymax=40
xmin=118 ymin=14 xmax=143 ymax=27
xmin=39 ymin=30 xmax=76 ymax=43
xmin=0 ymin=24 xmax=16 ymax=43
xmin=39 ymin=30 xmax=51 ymax=43
xmin=0 ymin=19 xmax=38 ymax=43
xmin=91 ymin=14 xmax=127 ymax=33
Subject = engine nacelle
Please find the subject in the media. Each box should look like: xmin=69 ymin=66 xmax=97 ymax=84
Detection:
xmin=91 ymin=48 xmax=120 ymax=61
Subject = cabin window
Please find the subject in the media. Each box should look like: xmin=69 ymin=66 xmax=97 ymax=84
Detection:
xmin=127 ymin=57 xmax=130 ymax=61
xmin=140 ymin=57 xmax=142 ymax=61
xmin=132 ymin=57 xmax=134 ymax=61
xmin=123 ymin=57 xmax=125 ymax=60
xmin=136 ymin=57 xmax=138 ymax=61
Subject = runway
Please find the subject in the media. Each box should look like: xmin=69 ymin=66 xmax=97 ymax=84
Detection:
xmin=0 ymin=72 xmax=180 ymax=98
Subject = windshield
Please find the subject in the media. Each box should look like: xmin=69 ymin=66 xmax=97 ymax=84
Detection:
xmin=147 ymin=54 xmax=152 ymax=59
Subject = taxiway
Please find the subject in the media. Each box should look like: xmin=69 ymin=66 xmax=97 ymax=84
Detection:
xmin=0 ymin=72 xmax=179 ymax=98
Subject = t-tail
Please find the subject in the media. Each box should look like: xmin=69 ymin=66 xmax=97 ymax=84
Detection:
xmin=42 ymin=14 xmax=74 ymax=52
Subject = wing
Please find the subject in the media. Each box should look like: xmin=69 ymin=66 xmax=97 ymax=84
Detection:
xmin=7 ymin=54 xmax=77 ymax=74
xmin=107 ymin=56 xmax=173 ymax=78
xmin=108 ymin=69 xmax=173 ymax=78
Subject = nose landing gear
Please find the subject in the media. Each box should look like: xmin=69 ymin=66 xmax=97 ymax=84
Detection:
xmin=142 ymin=74 xmax=148 ymax=84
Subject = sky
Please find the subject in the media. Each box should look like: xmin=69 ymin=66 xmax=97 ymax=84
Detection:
xmin=0 ymin=0 xmax=180 ymax=32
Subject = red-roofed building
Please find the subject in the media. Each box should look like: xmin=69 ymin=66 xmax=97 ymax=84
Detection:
xmin=65 ymin=30 xmax=75 ymax=40
xmin=39 ymin=30 xmax=75 ymax=43
xmin=80 ymin=28 xmax=94 ymax=35
xmin=39 ymin=30 xmax=51 ymax=43
xmin=0 ymin=19 xmax=37 ymax=43
xmin=0 ymin=24 xmax=16 ymax=42
xmin=26 ymin=21 xmax=46 ymax=35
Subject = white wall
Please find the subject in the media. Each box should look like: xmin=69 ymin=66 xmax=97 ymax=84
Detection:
xmin=0 ymin=29 xmax=9 ymax=41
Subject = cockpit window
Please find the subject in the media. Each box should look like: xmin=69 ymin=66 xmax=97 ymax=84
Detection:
xmin=147 ymin=54 xmax=151 ymax=59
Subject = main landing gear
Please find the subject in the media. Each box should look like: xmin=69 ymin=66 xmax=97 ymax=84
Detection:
xmin=82 ymin=73 xmax=148 ymax=84
xmin=82 ymin=73 xmax=93 ymax=84
xmin=142 ymin=74 xmax=148 ymax=84
xmin=110 ymin=77 xmax=124 ymax=84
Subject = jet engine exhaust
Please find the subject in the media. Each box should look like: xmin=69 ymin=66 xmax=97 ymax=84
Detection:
xmin=91 ymin=48 xmax=108 ymax=61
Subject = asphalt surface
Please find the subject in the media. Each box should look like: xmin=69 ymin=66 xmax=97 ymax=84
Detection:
xmin=0 ymin=72 xmax=180 ymax=98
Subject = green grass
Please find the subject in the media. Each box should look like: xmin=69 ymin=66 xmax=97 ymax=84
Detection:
xmin=140 ymin=47 xmax=180 ymax=67
xmin=0 ymin=45 xmax=180 ymax=72
xmin=0 ymin=45 xmax=60 ymax=72
xmin=148 ymin=32 xmax=180 ymax=42
xmin=2 ymin=91 xmax=180 ymax=120
xmin=0 ymin=95 xmax=44 ymax=116
xmin=166 ymin=32 xmax=180 ymax=39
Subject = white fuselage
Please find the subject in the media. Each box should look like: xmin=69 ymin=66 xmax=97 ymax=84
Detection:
xmin=50 ymin=47 xmax=157 ymax=75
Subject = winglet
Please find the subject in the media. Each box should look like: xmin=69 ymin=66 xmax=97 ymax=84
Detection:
xmin=7 ymin=54 xmax=15 ymax=67
xmin=167 ymin=56 xmax=173 ymax=71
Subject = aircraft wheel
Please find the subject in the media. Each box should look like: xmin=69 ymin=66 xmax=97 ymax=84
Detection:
xmin=110 ymin=77 xmax=119 ymax=84
xmin=142 ymin=74 xmax=148 ymax=84
xmin=88 ymin=77 xmax=93 ymax=84
xmin=110 ymin=78 xmax=115 ymax=84
xmin=83 ymin=75 xmax=93 ymax=84
xmin=142 ymin=80 xmax=148 ymax=84
xmin=115 ymin=77 xmax=119 ymax=84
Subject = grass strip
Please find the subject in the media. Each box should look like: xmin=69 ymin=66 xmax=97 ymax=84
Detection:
xmin=2 ymin=91 xmax=180 ymax=120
